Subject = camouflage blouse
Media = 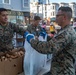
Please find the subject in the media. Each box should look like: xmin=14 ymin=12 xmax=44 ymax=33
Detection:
xmin=26 ymin=24 xmax=43 ymax=36
xmin=0 ymin=22 xmax=26 ymax=51
xmin=30 ymin=25 xmax=76 ymax=75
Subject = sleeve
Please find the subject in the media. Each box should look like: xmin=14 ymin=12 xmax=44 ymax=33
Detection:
xmin=10 ymin=23 xmax=27 ymax=35
xmin=30 ymin=31 xmax=71 ymax=54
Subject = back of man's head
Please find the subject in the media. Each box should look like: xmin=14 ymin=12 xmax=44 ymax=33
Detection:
xmin=58 ymin=7 xmax=72 ymax=13
xmin=58 ymin=6 xmax=72 ymax=20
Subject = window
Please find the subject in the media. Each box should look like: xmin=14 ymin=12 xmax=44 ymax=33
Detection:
xmin=53 ymin=12 xmax=54 ymax=16
xmin=45 ymin=12 xmax=47 ymax=17
xmin=3 ymin=0 xmax=10 ymax=4
xmin=45 ymin=6 xmax=47 ymax=10
xmin=53 ymin=6 xmax=55 ymax=10
xmin=23 ymin=0 xmax=29 ymax=7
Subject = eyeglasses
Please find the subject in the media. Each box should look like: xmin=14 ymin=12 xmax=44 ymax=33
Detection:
xmin=56 ymin=14 xmax=64 ymax=17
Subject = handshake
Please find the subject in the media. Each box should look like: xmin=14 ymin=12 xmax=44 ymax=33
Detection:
xmin=24 ymin=31 xmax=47 ymax=43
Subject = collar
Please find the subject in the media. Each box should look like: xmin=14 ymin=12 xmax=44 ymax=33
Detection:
xmin=0 ymin=22 xmax=8 ymax=26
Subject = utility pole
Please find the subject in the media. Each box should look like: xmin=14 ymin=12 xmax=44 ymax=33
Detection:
xmin=37 ymin=2 xmax=39 ymax=16
xmin=42 ymin=0 xmax=44 ymax=23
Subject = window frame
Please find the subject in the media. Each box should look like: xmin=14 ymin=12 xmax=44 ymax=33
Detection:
xmin=23 ymin=0 xmax=29 ymax=7
xmin=3 ymin=0 xmax=11 ymax=4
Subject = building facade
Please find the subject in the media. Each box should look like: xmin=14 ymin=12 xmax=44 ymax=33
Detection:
xmin=30 ymin=1 xmax=76 ymax=22
xmin=69 ymin=2 xmax=76 ymax=18
xmin=0 ymin=0 xmax=30 ymax=24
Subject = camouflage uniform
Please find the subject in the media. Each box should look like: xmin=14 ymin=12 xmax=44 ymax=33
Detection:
xmin=26 ymin=24 xmax=44 ymax=36
xmin=30 ymin=25 xmax=76 ymax=75
xmin=0 ymin=22 xmax=26 ymax=52
xmin=26 ymin=24 xmax=51 ymax=41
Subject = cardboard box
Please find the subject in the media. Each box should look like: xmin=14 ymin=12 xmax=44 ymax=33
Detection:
xmin=0 ymin=55 xmax=24 ymax=75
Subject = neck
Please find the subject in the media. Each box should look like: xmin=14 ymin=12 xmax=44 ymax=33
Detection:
xmin=0 ymin=22 xmax=7 ymax=26
xmin=32 ymin=23 xmax=37 ymax=27
xmin=61 ymin=21 xmax=70 ymax=28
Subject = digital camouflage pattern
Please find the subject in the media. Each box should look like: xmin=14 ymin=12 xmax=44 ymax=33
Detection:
xmin=26 ymin=24 xmax=44 ymax=36
xmin=30 ymin=25 xmax=76 ymax=75
xmin=27 ymin=24 xmax=52 ymax=41
xmin=0 ymin=22 xmax=26 ymax=52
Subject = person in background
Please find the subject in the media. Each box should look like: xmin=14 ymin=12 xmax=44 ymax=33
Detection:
xmin=50 ymin=22 xmax=55 ymax=34
xmin=47 ymin=22 xmax=55 ymax=38
xmin=25 ymin=16 xmax=55 ymax=41
xmin=0 ymin=8 xmax=26 ymax=52
xmin=25 ymin=6 xmax=76 ymax=75
xmin=24 ymin=16 xmax=48 ymax=75
xmin=41 ymin=22 xmax=46 ymax=29
xmin=73 ymin=17 xmax=76 ymax=31
xmin=25 ymin=16 xmax=44 ymax=37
